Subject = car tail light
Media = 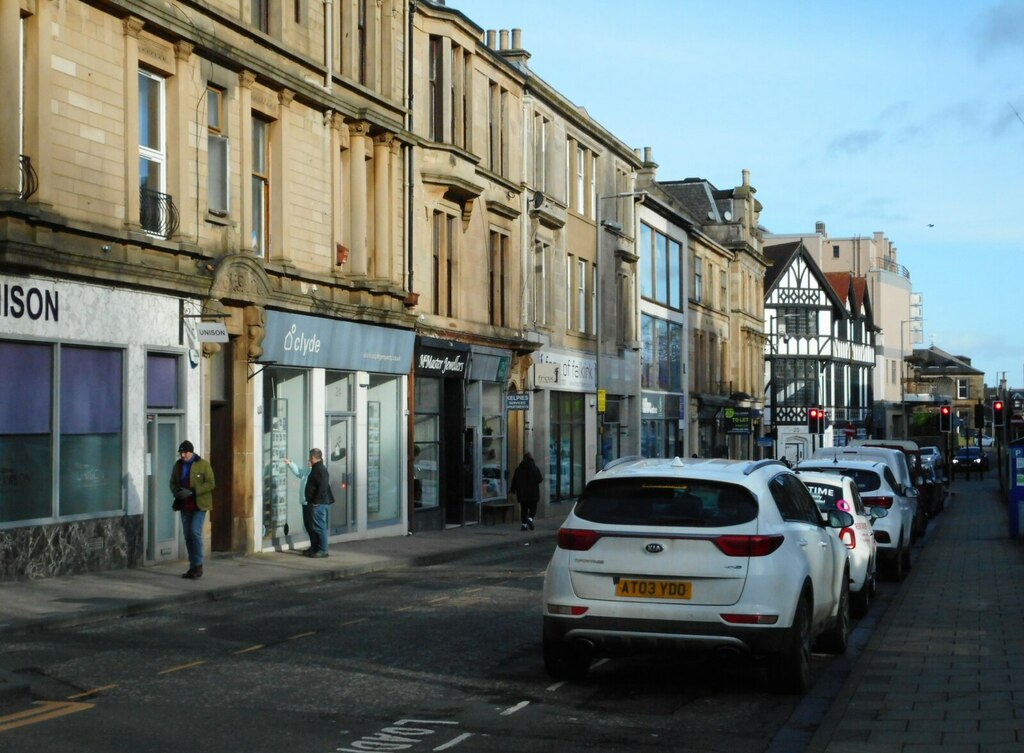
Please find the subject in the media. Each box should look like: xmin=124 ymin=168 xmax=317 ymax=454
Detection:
xmin=713 ymin=534 xmax=784 ymax=557
xmin=867 ymin=495 xmax=894 ymax=509
xmin=721 ymin=613 xmax=779 ymax=625
xmin=556 ymin=528 xmax=601 ymax=551
xmin=839 ymin=527 xmax=856 ymax=549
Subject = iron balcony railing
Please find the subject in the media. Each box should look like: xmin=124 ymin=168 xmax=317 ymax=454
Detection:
xmin=19 ymin=155 xmax=38 ymax=201
xmin=140 ymin=187 xmax=179 ymax=238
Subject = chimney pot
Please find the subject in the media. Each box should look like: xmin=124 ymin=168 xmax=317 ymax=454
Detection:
xmin=512 ymin=28 xmax=522 ymax=48
xmin=486 ymin=30 xmax=496 ymax=48
xmin=742 ymin=169 xmax=750 ymax=187
xmin=644 ymin=146 xmax=653 ymax=163
xmin=499 ymin=29 xmax=509 ymax=50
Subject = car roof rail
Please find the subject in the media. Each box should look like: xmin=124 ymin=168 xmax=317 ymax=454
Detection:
xmin=744 ymin=459 xmax=789 ymax=476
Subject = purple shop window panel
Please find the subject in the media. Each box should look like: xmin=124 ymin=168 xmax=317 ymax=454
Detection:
xmin=60 ymin=347 xmax=122 ymax=434
xmin=0 ymin=341 xmax=53 ymax=434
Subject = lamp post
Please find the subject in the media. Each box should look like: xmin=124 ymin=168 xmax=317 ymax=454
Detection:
xmin=595 ymin=190 xmax=646 ymax=472
xmin=899 ymin=319 xmax=919 ymax=439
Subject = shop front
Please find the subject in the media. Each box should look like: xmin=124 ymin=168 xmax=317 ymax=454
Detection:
xmin=257 ymin=311 xmax=415 ymax=551
xmin=0 ymin=274 xmax=199 ymax=581
xmin=532 ymin=350 xmax=598 ymax=510
xmin=411 ymin=338 xmax=512 ymax=531
xmin=641 ymin=392 xmax=685 ymax=458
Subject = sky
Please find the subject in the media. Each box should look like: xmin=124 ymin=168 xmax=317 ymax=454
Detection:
xmin=452 ymin=0 xmax=1024 ymax=388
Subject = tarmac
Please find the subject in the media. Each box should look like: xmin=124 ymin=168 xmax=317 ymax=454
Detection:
xmin=3 ymin=473 xmax=1024 ymax=753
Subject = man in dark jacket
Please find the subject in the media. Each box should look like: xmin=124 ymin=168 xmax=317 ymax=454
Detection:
xmin=510 ymin=452 xmax=543 ymax=531
xmin=169 ymin=440 xmax=216 ymax=579
xmin=303 ymin=448 xmax=332 ymax=557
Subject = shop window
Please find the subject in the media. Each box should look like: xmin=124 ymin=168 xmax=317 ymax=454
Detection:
xmin=414 ymin=378 xmax=441 ymax=510
xmin=367 ymin=375 xmax=401 ymax=525
xmin=262 ymin=368 xmax=309 ymax=542
xmin=147 ymin=353 xmax=180 ymax=409
xmin=0 ymin=341 xmax=54 ymax=523
xmin=0 ymin=342 xmax=125 ymax=523
xmin=550 ymin=392 xmax=585 ymax=503
xmin=58 ymin=347 xmax=124 ymax=516
xmin=326 ymin=371 xmax=354 ymax=412
xmin=481 ymin=385 xmax=505 ymax=500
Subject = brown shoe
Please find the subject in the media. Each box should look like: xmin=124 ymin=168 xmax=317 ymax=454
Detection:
xmin=184 ymin=565 xmax=204 ymax=579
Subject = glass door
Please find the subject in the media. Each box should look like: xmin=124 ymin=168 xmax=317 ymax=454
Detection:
xmin=146 ymin=414 xmax=181 ymax=562
xmin=327 ymin=414 xmax=354 ymax=533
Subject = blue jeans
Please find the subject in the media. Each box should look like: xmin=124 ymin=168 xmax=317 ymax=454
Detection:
xmin=306 ymin=504 xmax=329 ymax=553
xmin=180 ymin=508 xmax=206 ymax=568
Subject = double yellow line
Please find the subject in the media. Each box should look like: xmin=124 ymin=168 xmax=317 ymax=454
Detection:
xmin=0 ymin=701 xmax=93 ymax=733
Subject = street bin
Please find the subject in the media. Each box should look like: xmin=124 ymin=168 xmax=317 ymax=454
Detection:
xmin=1007 ymin=438 xmax=1024 ymax=538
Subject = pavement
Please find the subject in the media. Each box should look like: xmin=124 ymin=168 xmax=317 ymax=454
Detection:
xmin=4 ymin=472 xmax=1024 ymax=753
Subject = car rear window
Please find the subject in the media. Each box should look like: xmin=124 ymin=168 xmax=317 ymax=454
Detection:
xmin=575 ymin=479 xmax=758 ymax=527
xmin=802 ymin=480 xmax=844 ymax=511
xmin=801 ymin=466 xmax=882 ymax=493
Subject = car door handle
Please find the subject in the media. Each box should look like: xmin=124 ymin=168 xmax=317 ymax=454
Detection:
xmin=819 ymin=541 xmax=829 ymax=548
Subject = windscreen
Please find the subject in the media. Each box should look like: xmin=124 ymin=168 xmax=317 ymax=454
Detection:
xmin=575 ymin=479 xmax=758 ymax=527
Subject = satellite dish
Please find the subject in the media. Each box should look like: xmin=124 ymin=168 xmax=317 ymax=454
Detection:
xmin=532 ymin=191 xmax=545 ymax=211
xmin=722 ymin=210 xmax=733 ymax=221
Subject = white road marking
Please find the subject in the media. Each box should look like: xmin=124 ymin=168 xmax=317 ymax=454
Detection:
xmin=500 ymin=700 xmax=530 ymax=716
xmin=434 ymin=732 xmax=474 ymax=750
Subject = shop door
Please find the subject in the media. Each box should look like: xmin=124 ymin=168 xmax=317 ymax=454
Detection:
xmin=327 ymin=414 xmax=355 ymax=532
xmin=146 ymin=414 xmax=181 ymax=562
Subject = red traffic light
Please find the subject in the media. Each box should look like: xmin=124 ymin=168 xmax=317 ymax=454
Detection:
xmin=808 ymin=408 xmax=821 ymax=419
xmin=993 ymin=400 xmax=1005 ymax=427
xmin=940 ymin=404 xmax=951 ymax=416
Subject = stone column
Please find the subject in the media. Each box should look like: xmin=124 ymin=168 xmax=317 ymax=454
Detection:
xmin=237 ymin=71 xmax=256 ymax=254
xmin=348 ymin=121 xmax=370 ymax=276
xmin=171 ymin=41 xmax=193 ymax=240
xmin=372 ymin=132 xmax=392 ymax=279
xmin=330 ymin=112 xmax=348 ymax=269
xmin=122 ymin=17 xmax=145 ymax=231
xmin=0 ymin=0 xmax=20 ymax=198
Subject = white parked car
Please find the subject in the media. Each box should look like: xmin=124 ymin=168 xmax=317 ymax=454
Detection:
xmin=542 ymin=457 xmax=853 ymax=694
xmin=795 ymin=470 xmax=885 ymax=615
xmin=796 ymin=458 xmax=914 ymax=582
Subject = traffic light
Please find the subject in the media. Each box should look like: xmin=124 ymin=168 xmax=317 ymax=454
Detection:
xmin=993 ymin=399 xmax=1005 ymax=427
xmin=975 ymin=402 xmax=985 ymax=429
xmin=939 ymin=403 xmax=952 ymax=433
xmin=807 ymin=406 xmax=824 ymax=434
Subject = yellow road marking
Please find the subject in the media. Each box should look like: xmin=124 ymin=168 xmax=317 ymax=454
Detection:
xmin=341 ymin=618 xmax=368 ymax=627
xmin=464 ymin=588 xmax=483 ymax=594
xmin=232 ymin=644 xmax=266 ymax=655
xmin=157 ymin=660 xmax=207 ymax=675
xmin=394 ymin=605 xmax=416 ymax=612
xmin=287 ymin=631 xmax=316 ymax=640
xmin=427 ymin=596 xmax=449 ymax=604
xmin=0 ymin=701 xmax=93 ymax=733
xmin=66 ymin=684 xmax=117 ymax=700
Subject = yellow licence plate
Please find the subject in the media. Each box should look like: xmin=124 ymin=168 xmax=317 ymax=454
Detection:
xmin=615 ymin=578 xmax=692 ymax=600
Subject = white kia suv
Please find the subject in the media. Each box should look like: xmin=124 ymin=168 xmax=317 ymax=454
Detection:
xmin=542 ymin=457 xmax=852 ymax=694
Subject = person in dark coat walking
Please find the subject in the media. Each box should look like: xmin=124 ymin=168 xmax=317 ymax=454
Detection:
xmin=303 ymin=448 xmax=333 ymax=557
xmin=510 ymin=453 xmax=543 ymax=531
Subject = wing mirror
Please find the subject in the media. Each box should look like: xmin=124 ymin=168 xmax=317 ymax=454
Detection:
xmin=867 ymin=506 xmax=888 ymax=521
xmin=825 ymin=509 xmax=855 ymax=528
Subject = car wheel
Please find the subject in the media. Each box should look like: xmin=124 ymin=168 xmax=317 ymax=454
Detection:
xmin=543 ymin=633 xmax=592 ymax=681
xmin=817 ymin=572 xmax=850 ymax=654
xmin=771 ymin=594 xmax=812 ymax=694
xmin=852 ymin=561 xmax=874 ymax=616
xmin=888 ymin=539 xmax=905 ymax=582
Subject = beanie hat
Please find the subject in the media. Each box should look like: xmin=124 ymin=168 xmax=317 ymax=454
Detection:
xmin=178 ymin=440 xmax=194 ymax=453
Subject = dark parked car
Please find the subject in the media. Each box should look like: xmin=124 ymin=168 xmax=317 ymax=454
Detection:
xmin=952 ymin=446 xmax=989 ymax=474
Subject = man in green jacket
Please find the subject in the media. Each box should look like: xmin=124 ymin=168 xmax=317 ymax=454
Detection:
xmin=169 ymin=440 xmax=216 ymax=579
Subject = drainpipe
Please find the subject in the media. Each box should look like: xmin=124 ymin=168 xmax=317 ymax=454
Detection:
xmin=323 ymin=0 xmax=333 ymax=91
